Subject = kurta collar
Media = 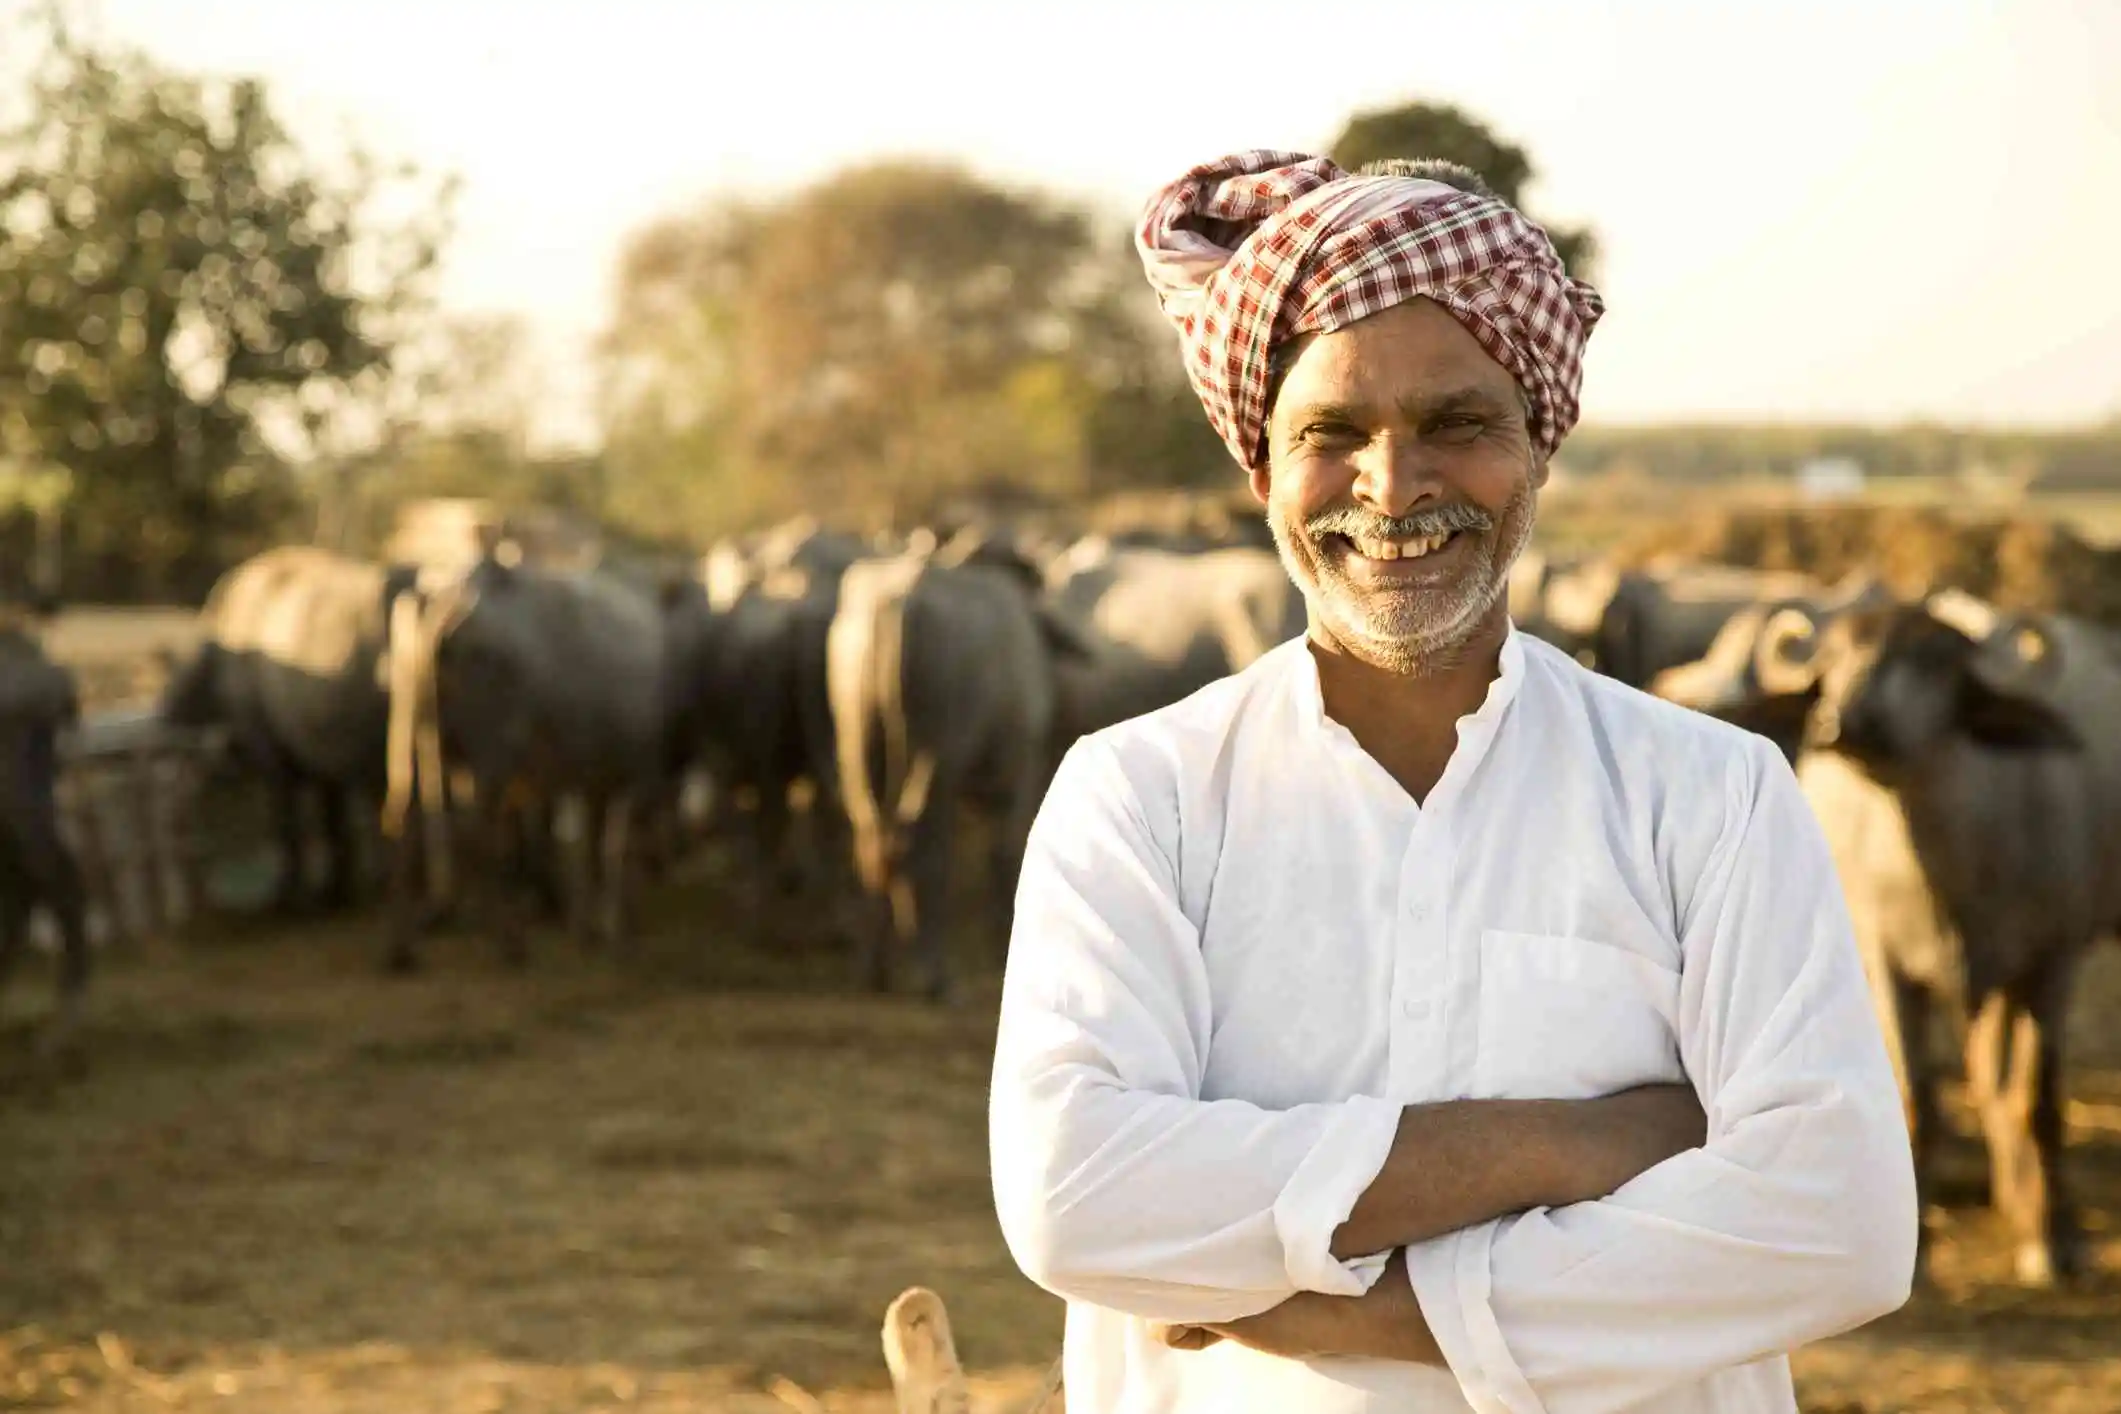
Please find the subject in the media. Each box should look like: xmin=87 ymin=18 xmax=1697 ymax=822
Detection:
xmin=1285 ymin=619 xmax=1529 ymax=741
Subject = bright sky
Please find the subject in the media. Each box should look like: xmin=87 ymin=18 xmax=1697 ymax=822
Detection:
xmin=24 ymin=0 xmax=2121 ymax=447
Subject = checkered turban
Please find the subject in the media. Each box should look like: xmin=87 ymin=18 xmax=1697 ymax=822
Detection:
xmin=1136 ymin=149 xmax=1606 ymax=473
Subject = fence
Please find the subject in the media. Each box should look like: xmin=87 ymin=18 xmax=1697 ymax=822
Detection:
xmin=39 ymin=709 xmax=225 ymax=952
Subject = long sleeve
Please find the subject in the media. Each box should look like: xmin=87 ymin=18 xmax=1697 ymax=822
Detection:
xmin=1406 ymin=737 xmax=1919 ymax=1414
xmin=989 ymin=737 xmax=1404 ymax=1325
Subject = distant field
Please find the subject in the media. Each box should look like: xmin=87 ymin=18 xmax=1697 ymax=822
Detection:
xmin=2022 ymin=490 xmax=2121 ymax=544
xmin=37 ymin=607 xmax=204 ymax=711
xmin=1535 ymin=477 xmax=2121 ymax=557
xmin=41 ymin=607 xmax=203 ymax=662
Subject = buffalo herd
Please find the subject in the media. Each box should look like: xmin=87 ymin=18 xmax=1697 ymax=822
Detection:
xmin=4 ymin=513 xmax=2119 ymax=1287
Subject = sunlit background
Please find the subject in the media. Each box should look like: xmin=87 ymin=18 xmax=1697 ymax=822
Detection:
xmin=66 ymin=0 xmax=2121 ymax=441
xmin=3 ymin=2 xmax=2121 ymax=1411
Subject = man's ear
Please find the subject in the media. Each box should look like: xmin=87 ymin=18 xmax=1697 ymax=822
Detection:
xmin=1248 ymin=459 xmax=1271 ymax=507
xmin=1529 ymin=452 xmax=1551 ymax=492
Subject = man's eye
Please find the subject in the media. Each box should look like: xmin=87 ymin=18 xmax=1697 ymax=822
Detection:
xmin=1432 ymin=416 xmax=1485 ymax=440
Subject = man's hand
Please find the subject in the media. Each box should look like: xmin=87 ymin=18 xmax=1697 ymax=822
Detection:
xmin=1148 ymin=1250 xmax=1444 ymax=1365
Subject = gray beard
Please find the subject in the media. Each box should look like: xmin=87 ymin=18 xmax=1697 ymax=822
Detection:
xmin=1272 ymin=481 xmax=1537 ymax=677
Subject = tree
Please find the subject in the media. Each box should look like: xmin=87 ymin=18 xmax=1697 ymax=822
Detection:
xmin=317 ymin=312 xmax=617 ymax=556
xmin=598 ymin=160 xmax=1221 ymax=540
xmin=1330 ymin=101 xmax=1597 ymax=279
xmin=0 ymin=5 xmax=455 ymax=599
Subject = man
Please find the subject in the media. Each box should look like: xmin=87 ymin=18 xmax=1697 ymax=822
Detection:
xmin=988 ymin=150 xmax=1917 ymax=1413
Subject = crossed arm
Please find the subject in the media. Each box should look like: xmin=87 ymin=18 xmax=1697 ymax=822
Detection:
xmin=1154 ymin=1086 xmax=1710 ymax=1363
xmin=989 ymin=737 xmax=1917 ymax=1413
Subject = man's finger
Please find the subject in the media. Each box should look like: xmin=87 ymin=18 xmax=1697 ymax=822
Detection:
xmin=1147 ymin=1323 xmax=1224 ymax=1350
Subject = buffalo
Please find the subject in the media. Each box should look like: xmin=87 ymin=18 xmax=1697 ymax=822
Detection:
xmin=826 ymin=544 xmax=1088 ymax=998
xmin=1041 ymin=539 xmax=1306 ymax=744
xmin=158 ymin=546 xmax=416 ymax=914
xmin=0 ymin=622 xmax=90 ymax=1060
xmin=381 ymin=554 xmax=669 ymax=970
xmin=1724 ymin=594 xmax=2099 ymax=1286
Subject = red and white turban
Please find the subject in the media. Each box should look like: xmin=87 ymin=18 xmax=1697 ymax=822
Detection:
xmin=1136 ymin=149 xmax=1606 ymax=473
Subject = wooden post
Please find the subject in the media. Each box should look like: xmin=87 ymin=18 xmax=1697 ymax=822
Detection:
xmin=882 ymin=1288 xmax=972 ymax=1414
xmin=881 ymin=1288 xmax=1064 ymax=1414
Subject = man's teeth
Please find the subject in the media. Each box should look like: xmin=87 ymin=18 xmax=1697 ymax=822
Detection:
xmin=1349 ymin=531 xmax=1455 ymax=561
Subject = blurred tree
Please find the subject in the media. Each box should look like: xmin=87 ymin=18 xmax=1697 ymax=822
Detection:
xmin=320 ymin=313 xmax=549 ymax=538
xmin=0 ymin=4 xmax=455 ymax=599
xmin=410 ymin=311 xmax=547 ymax=461
xmin=1329 ymin=101 xmax=1597 ymax=279
xmin=598 ymin=160 xmax=1224 ymax=540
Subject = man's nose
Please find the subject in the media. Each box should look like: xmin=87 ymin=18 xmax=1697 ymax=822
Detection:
xmin=1350 ymin=438 xmax=1444 ymax=519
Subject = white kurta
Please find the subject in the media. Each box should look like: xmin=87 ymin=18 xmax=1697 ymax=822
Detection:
xmin=989 ymin=626 xmax=1916 ymax=1414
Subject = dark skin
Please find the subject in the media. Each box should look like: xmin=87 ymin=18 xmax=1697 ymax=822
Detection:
xmin=1263 ymin=298 xmax=1539 ymax=803
xmin=1154 ymin=299 xmax=1706 ymax=1365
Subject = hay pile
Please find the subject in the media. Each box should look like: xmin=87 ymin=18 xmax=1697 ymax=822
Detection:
xmin=1617 ymin=505 xmax=2121 ymax=625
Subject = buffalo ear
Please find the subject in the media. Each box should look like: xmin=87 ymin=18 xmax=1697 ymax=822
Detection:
xmin=1956 ymin=673 xmax=2080 ymax=750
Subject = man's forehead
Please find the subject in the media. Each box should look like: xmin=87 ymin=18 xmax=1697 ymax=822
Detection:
xmin=1276 ymin=309 xmax=1525 ymax=411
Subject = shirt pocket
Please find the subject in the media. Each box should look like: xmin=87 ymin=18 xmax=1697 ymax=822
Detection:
xmin=1474 ymin=929 xmax=1686 ymax=1101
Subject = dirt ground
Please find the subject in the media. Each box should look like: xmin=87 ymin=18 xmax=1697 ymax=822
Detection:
xmin=4 ymin=851 xmax=2121 ymax=1414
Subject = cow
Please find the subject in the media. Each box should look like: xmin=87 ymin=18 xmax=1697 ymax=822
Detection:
xmin=381 ymin=554 xmax=669 ymax=971
xmin=826 ymin=545 xmax=1088 ymax=999
xmin=0 ymin=623 xmax=90 ymax=1061
xmin=1041 ymin=540 xmax=1306 ymax=744
xmin=157 ymin=546 xmax=417 ymax=914
xmin=1748 ymin=595 xmax=2098 ymax=1287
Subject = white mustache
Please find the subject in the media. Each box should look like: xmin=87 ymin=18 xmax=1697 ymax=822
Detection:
xmin=1306 ymin=504 xmax=1494 ymax=540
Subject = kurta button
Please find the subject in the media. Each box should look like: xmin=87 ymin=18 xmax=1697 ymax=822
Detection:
xmin=1401 ymin=998 xmax=1432 ymax=1021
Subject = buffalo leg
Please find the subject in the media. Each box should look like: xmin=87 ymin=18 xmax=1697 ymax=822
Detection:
xmin=1965 ymin=986 xmax=2075 ymax=1286
xmin=566 ymin=793 xmax=605 ymax=949
xmin=10 ymin=822 xmax=90 ymax=1061
xmin=852 ymin=873 xmax=895 ymax=994
xmin=598 ymin=798 xmax=635 ymax=952
xmin=762 ymin=775 xmax=825 ymax=901
xmin=0 ymin=875 xmax=27 ymax=1011
xmin=846 ymin=821 xmax=897 ymax=995
xmin=904 ymin=799 xmax=955 ymax=1003
xmin=987 ymin=774 xmax=1044 ymax=959
xmin=2029 ymin=954 xmax=2087 ymax=1281
xmin=38 ymin=837 xmax=90 ymax=1062
xmin=318 ymin=781 xmax=360 ymax=911
xmin=1886 ymin=975 xmax=1940 ymax=1278
xmin=265 ymin=763 xmax=307 ymax=913
xmin=479 ymin=785 xmax=531 ymax=969
xmin=528 ymin=795 xmax=567 ymax=922
xmin=382 ymin=811 xmax=427 ymax=973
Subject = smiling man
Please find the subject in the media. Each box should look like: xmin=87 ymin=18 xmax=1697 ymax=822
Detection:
xmin=988 ymin=150 xmax=1918 ymax=1413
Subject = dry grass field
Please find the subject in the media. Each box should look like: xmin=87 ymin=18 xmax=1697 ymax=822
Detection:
xmin=2 ymin=879 xmax=2119 ymax=1414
